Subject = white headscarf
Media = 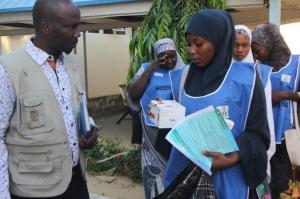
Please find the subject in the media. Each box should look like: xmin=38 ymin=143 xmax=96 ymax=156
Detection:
xmin=233 ymin=25 xmax=254 ymax=63
xmin=154 ymin=38 xmax=185 ymax=69
xmin=134 ymin=38 xmax=185 ymax=77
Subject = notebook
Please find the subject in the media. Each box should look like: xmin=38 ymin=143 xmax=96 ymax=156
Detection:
xmin=78 ymin=99 xmax=91 ymax=137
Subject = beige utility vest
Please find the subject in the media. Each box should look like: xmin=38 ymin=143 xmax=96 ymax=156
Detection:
xmin=0 ymin=47 xmax=86 ymax=197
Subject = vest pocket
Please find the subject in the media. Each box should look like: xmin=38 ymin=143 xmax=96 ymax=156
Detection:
xmin=20 ymin=97 xmax=54 ymax=135
xmin=19 ymin=162 xmax=53 ymax=173
xmin=10 ymin=147 xmax=67 ymax=186
xmin=22 ymin=97 xmax=44 ymax=128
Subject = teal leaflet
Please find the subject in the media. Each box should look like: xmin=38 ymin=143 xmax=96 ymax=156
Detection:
xmin=166 ymin=106 xmax=239 ymax=175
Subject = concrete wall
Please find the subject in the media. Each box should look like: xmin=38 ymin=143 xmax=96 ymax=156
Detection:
xmin=76 ymin=30 xmax=131 ymax=99
xmin=0 ymin=35 xmax=31 ymax=55
xmin=0 ymin=30 xmax=131 ymax=100
xmin=1 ymin=23 xmax=300 ymax=100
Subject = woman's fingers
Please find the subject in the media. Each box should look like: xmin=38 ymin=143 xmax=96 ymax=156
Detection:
xmin=202 ymin=151 xmax=240 ymax=170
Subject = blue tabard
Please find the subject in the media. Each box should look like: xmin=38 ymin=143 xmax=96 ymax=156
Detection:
xmin=140 ymin=63 xmax=173 ymax=127
xmin=165 ymin=62 xmax=256 ymax=199
xmin=257 ymin=64 xmax=272 ymax=89
xmin=270 ymin=55 xmax=300 ymax=143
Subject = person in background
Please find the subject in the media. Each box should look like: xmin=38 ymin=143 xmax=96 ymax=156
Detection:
xmin=252 ymin=23 xmax=300 ymax=199
xmin=0 ymin=0 xmax=98 ymax=198
xmin=233 ymin=24 xmax=275 ymax=198
xmin=164 ymin=9 xmax=270 ymax=198
xmin=233 ymin=25 xmax=254 ymax=62
xmin=128 ymin=38 xmax=185 ymax=199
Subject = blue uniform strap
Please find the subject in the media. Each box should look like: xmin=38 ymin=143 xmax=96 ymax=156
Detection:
xmin=179 ymin=65 xmax=190 ymax=103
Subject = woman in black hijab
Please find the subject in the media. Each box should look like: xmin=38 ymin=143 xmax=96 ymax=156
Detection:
xmin=164 ymin=9 xmax=270 ymax=199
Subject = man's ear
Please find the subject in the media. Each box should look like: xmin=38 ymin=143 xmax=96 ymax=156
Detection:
xmin=40 ymin=18 xmax=51 ymax=34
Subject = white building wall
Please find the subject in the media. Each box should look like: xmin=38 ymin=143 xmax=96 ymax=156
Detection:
xmin=76 ymin=31 xmax=131 ymax=98
xmin=1 ymin=23 xmax=299 ymax=99
xmin=280 ymin=22 xmax=300 ymax=54
xmin=0 ymin=35 xmax=31 ymax=54
xmin=0 ymin=31 xmax=131 ymax=99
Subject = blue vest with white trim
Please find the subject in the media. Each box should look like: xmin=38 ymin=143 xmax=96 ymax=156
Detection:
xmin=257 ymin=64 xmax=272 ymax=88
xmin=140 ymin=63 xmax=173 ymax=127
xmin=165 ymin=62 xmax=256 ymax=199
xmin=270 ymin=55 xmax=300 ymax=143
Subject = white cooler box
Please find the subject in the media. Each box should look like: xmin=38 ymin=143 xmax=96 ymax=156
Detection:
xmin=149 ymin=100 xmax=186 ymax=129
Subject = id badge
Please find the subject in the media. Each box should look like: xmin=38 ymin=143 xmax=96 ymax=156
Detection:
xmin=154 ymin=72 xmax=163 ymax=77
xmin=216 ymin=105 xmax=229 ymax=119
xmin=281 ymin=74 xmax=291 ymax=84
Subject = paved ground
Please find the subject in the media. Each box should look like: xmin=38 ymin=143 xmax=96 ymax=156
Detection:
xmin=95 ymin=112 xmax=133 ymax=146
xmin=88 ymin=112 xmax=144 ymax=199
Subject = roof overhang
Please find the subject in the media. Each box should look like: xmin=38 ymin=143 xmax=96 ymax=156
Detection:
xmin=0 ymin=0 xmax=152 ymax=36
xmin=1 ymin=0 xmax=300 ymax=36
xmin=227 ymin=0 xmax=300 ymax=28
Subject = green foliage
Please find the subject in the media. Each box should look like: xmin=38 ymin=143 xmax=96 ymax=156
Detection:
xmin=84 ymin=138 xmax=142 ymax=183
xmin=126 ymin=0 xmax=226 ymax=83
xmin=125 ymin=145 xmax=143 ymax=182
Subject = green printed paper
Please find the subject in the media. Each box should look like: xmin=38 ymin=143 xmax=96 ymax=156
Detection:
xmin=166 ymin=106 xmax=239 ymax=175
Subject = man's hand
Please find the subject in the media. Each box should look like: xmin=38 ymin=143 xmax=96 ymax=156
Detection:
xmin=79 ymin=126 xmax=98 ymax=149
xmin=203 ymin=151 xmax=240 ymax=171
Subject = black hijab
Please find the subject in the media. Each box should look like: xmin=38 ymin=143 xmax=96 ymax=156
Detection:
xmin=185 ymin=9 xmax=235 ymax=96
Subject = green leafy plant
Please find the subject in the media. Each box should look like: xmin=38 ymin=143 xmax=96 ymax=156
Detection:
xmin=280 ymin=166 xmax=300 ymax=199
xmin=126 ymin=0 xmax=226 ymax=83
xmin=280 ymin=180 xmax=300 ymax=199
xmin=84 ymin=138 xmax=142 ymax=182
xmin=124 ymin=145 xmax=142 ymax=182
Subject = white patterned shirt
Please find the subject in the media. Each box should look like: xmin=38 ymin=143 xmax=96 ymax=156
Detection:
xmin=0 ymin=39 xmax=90 ymax=199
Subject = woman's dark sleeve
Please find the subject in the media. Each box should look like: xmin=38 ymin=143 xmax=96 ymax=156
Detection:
xmin=237 ymin=74 xmax=270 ymax=189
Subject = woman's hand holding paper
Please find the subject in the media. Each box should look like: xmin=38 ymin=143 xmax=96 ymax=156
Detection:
xmin=202 ymin=151 xmax=240 ymax=171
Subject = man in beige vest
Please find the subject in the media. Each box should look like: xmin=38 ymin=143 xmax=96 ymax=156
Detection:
xmin=0 ymin=0 xmax=98 ymax=198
